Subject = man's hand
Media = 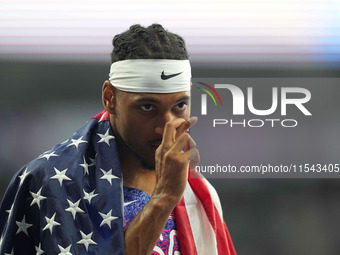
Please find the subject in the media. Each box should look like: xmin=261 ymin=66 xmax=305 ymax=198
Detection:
xmin=153 ymin=117 xmax=200 ymax=207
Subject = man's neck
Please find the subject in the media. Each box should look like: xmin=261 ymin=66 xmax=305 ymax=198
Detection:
xmin=116 ymin=139 xmax=156 ymax=195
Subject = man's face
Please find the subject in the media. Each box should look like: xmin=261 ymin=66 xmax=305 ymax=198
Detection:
xmin=112 ymin=90 xmax=191 ymax=170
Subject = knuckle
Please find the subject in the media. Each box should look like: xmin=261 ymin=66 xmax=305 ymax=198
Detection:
xmin=165 ymin=121 xmax=174 ymax=129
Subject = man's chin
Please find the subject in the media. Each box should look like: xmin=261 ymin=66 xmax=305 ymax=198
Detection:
xmin=118 ymin=137 xmax=156 ymax=170
xmin=139 ymin=148 xmax=157 ymax=170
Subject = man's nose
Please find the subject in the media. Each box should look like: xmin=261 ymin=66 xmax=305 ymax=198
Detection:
xmin=154 ymin=111 xmax=175 ymax=135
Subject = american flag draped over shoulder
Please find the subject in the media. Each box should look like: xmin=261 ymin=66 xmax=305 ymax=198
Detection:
xmin=0 ymin=110 xmax=236 ymax=255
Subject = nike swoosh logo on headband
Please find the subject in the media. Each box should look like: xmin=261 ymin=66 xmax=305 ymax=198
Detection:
xmin=161 ymin=71 xmax=183 ymax=80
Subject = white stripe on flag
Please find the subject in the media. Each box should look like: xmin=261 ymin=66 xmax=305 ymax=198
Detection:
xmin=183 ymin=182 xmax=218 ymax=255
xmin=203 ymin=178 xmax=224 ymax=218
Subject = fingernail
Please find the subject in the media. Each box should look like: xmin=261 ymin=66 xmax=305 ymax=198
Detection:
xmin=187 ymin=116 xmax=198 ymax=131
xmin=189 ymin=116 xmax=198 ymax=125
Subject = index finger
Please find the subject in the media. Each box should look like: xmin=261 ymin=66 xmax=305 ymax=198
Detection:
xmin=161 ymin=118 xmax=188 ymax=148
xmin=175 ymin=116 xmax=198 ymax=140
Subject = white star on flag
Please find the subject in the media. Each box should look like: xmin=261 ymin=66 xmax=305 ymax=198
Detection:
xmin=97 ymin=129 xmax=115 ymax=146
xmin=50 ymin=167 xmax=71 ymax=187
xmin=30 ymin=187 xmax=47 ymax=209
xmin=76 ymin=231 xmax=97 ymax=251
xmin=35 ymin=243 xmax=44 ymax=255
xmin=124 ymin=200 xmax=137 ymax=207
xmin=79 ymin=156 xmax=89 ymax=175
xmin=67 ymin=136 xmax=88 ymax=149
xmin=99 ymin=210 xmax=118 ymax=229
xmin=65 ymin=199 xmax=85 ymax=220
xmin=83 ymin=189 xmax=98 ymax=204
xmin=57 ymin=244 xmax=72 ymax=255
xmin=16 ymin=215 xmax=32 ymax=236
xmin=100 ymin=168 xmax=119 ymax=185
xmin=39 ymin=151 xmax=59 ymax=160
xmin=43 ymin=213 xmax=61 ymax=234
xmin=19 ymin=167 xmax=29 ymax=186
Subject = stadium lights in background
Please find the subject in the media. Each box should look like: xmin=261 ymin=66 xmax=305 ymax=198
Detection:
xmin=0 ymin=0 xmax=339 ymax=66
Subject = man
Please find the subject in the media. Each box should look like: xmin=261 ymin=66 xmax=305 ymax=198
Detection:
xmin=0 ymin=24 xmax=236 ymax=255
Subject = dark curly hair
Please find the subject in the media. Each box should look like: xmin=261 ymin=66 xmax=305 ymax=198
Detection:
xmin=111 ymin=24 xmax=189 ymax=63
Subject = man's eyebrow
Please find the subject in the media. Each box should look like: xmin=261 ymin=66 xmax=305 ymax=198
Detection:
xmin=135 ymin=98 xmax=161 ymax=104
xmin=135 ymin=95 xmax=190 ymax=104
xmin=175 ymin=96 xmax=190 ymax=103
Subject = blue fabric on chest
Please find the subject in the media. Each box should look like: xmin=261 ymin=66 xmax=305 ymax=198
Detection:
xmin=123 ymin=186 xmax=181 ymax=254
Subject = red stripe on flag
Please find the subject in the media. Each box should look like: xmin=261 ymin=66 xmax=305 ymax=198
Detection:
xmin=175 ymin=198 xmax=198 ymax=255
xmin=224 ymin=221 xmax=236 ymax=255
xmin=92 ymin=109 xmax=110 ymax=121
xmin=188 ymin=176 xmax=236 ymax=255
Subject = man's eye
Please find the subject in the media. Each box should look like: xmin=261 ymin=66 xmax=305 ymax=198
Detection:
xmin=140 ymin=104 xmax=154 ymax=112
xmin=174 ymin=102 xmax=188 ymax=111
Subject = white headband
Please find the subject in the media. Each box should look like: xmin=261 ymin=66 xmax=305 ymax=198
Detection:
xmin=108 ymin=59 xmax=191 ymax=93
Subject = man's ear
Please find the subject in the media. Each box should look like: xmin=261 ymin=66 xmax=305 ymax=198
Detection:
xmin=102 ymin=80 xmax=116 ymax=114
